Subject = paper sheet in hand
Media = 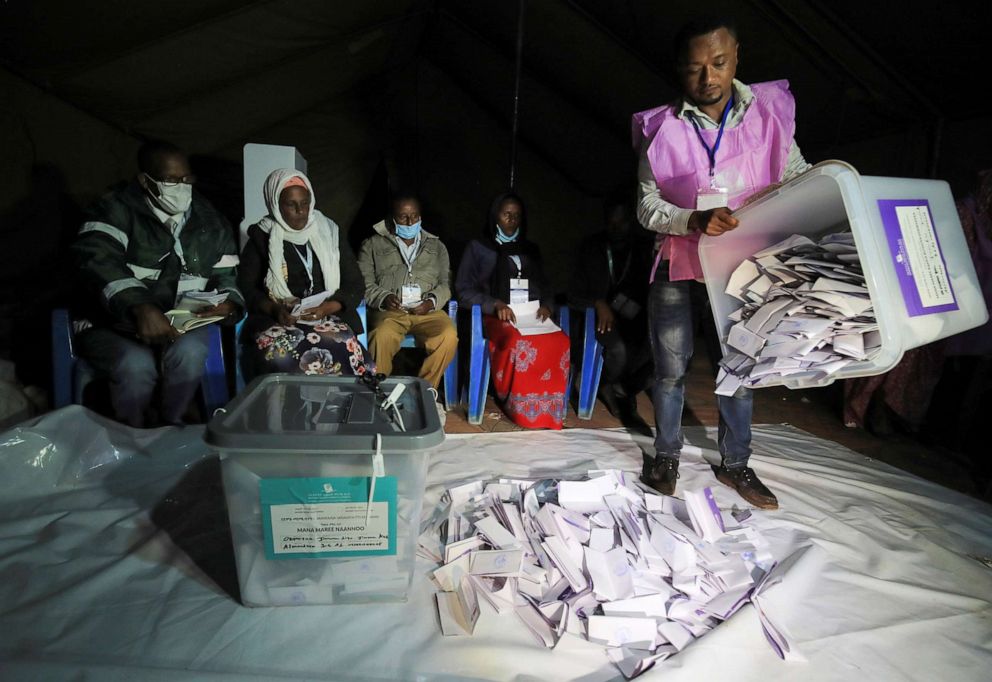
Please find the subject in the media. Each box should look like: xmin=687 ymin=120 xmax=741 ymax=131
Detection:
xmin=510 ymin=300 xmax=561 ymax=336
xmin=171 ymin=289 xmax=229 ymax=312
xmin=291 ymin=290 xmax=331 ymax=317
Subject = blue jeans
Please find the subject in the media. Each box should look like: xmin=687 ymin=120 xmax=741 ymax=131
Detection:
xmin=648 ymin=270 xmax=752 ymax=469
xmin=76 ymin=326 xmax=211 ymax=428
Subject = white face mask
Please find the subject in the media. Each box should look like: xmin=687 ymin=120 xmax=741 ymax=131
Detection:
xmin=146 ymin=175 xmax=193 ymax=216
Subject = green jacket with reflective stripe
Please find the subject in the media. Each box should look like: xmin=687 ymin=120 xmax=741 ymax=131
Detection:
xmin=72 ymin=182 xmax=243 ymax=327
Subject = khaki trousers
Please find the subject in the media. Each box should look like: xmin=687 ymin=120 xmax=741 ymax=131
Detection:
xmin=368 ymin=310 xmax=457 ymax=389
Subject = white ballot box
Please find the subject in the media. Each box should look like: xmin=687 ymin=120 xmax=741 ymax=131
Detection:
xmin=205 ymin=374 xmax=443 ymax=606
xmin=699 ymin=161 xmax=987 ymax=389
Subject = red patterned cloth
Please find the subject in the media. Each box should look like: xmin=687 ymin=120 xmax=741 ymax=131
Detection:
xmin=484 ymin=316 xmax=570 ymax=429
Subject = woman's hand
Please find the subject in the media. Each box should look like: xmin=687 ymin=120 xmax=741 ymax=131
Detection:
xmin=275 ymin=305 xmax=297 ymax=327
xmin=299 ymin=299 xmax=342 ymax=322
xmin=536 ymin=305 xmax=553 ymax=322
xmin=594 ymin=300 xmax=615 ymax=333
xmin=261 ymin=299 xmax=297 ymax=326
xmin=494 ymin=300 xmax=516 ymax=323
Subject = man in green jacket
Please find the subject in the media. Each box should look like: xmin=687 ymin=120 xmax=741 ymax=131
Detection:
xmin=71 ymin=140 xmax=243 ymax=427
xmin=357 ymin=193 xmax=457 ymax=389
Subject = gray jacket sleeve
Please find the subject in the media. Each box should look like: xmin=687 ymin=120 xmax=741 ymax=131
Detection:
xmin=781 ymin=140 xmax=813 ymax=182
xmin=357 ymin=237 xmax=393 ymax=310
xmin=421 ymin=241 xmax=451 ymax=309
xmin=636 ymin=144 xmax=694 ymax=236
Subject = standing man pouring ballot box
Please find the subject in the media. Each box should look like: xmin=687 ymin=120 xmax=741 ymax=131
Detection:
xmin=633 ymin=17 xmax=811 ymax=508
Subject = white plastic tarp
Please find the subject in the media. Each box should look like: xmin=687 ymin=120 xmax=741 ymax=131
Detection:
xmin=0 ymin=406 xmax=990 ymax=680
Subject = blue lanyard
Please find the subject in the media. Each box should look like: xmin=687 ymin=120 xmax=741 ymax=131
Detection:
xmin=688 ymin=95 xmax=735 ymax=178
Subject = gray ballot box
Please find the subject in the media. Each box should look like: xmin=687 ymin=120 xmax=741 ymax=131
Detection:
xmin=205 ymin=374 xmax=443 ymax=606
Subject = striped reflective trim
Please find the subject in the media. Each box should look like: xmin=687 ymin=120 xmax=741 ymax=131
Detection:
xmin=80 ymin=221 xmax=129 ymax=249
xmin=128 ymin=263 xmax=161 ymax=280
xmin=212 ymin=254 xmax=240 ymax=268
xmin=102 ymin=277 xmax=146 ymax=302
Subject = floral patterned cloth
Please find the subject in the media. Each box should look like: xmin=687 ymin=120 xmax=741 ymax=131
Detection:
xmin=248 ymin=316 xmax=374 ymax=378
xmin=484 ymin=316 xmax=570 ymax=429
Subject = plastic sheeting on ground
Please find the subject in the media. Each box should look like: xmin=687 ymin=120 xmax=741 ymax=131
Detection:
xmin=0 ymin=405 xmax=990 ymax=681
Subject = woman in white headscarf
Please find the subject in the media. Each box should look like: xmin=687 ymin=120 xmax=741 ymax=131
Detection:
xmin=238 ymin=168 xmax=373 ymax=378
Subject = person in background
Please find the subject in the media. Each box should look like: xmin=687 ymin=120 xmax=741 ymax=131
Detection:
xmin=570 ymin=193 xmax=653 ymax=427
xmin=71 ymin=139 xmax=242 ymax=428
xmin=238 ymin=168 xmax=371 ymax=378
xmin=357 ymin=193 xmax=457 ymax=390
xmin=456 ymin=192 xmax=570 ymax=429
xmin=633 ymin=16 xmax=812 ymax=508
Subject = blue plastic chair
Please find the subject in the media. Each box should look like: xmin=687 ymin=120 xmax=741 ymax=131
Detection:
xmin=51 ymin=308 xmax=229 ymax=417
xmin=465 ymin=304 xmax=493 ymax=425
xmin=572 ymin=306 xmax=605 ymax=420
xmin=357 ymin=300 xmax=459 ymax=411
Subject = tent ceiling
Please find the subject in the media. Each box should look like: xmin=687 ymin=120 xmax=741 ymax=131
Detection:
xmin=2 ymin=0 xmax=987 ymax=189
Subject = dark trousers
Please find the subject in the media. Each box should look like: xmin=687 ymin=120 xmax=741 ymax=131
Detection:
xmin=76 ymin=326 xmax=211 ymax=428
xmin=647 ymin=272 xmax=753 ymax=468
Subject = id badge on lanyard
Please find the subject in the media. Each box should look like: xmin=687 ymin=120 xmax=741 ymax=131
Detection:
xmin=401 ymin=283 xmax=422 ymax=307
xmin=696 ymin=185 xmax=729 ymax=210
xmin=510 ymin=278 xmax=529 ymax=305
xmin=691 ymin=96 xmax=733 ymax=212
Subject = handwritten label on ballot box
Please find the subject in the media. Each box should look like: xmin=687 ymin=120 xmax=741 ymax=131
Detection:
xmin=878 ymin=199 xmax=959 ymax=317
xmin=260 ymin=476 xmax=397 ymax=560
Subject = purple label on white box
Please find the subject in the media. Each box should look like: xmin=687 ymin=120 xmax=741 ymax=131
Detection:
xmin=878 ymin=199 xmax=958 ymax=317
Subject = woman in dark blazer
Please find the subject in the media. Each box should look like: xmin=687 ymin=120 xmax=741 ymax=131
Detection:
xmin=455 ymin=192 xmax=570 ymax=429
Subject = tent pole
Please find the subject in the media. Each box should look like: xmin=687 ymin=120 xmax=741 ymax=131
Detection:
xmin=509 ymin=0 xmax=526 ymax=191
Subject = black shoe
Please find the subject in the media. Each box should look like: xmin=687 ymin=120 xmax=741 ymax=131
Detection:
xmin=598 ymin=384 xmax=624 ymax=418
xmin=714 ymin=466 xmax=779 ymax=510
xmin=619 ymin=400 xmax=653 ymax=437
xmin=642 ymin=456 xmax=679 ymax=496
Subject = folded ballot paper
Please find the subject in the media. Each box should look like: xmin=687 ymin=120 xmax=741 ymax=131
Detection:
xmin=717 ymin=232 xmax=881 ymax=394
xmin=165 ymin=290 xmax=229 ymax=333
xmin=420 ymin=471 xmax=806 ymax=679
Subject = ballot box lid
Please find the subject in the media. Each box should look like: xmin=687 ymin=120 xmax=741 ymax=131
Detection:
xmin=205 ymin=374 xmax=444 ymax=453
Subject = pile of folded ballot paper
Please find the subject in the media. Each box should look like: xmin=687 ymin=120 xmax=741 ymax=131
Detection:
xmin=716 ymin=232 xmax=880 ymax=395
xmin=419 ymin=471 xmax=803 ymax=678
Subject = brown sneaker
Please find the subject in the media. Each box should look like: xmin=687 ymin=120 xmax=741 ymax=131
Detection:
xmin=642 ymin=456 xmax=680 ymax=496
xmin=714 ymin=466 xmax=779 ymax=510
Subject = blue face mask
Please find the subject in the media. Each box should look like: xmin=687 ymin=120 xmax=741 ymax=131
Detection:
xmin=395 ymin=220 xmax=422 ymax=239
xmin=495 ymin=225 xmax=519 ymax=244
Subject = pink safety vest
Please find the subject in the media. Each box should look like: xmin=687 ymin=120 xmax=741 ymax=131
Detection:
xmin=632 ymin=80 xmax=797 ymax=282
